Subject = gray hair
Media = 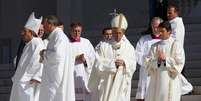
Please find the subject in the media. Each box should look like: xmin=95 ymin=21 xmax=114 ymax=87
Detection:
xmin=151 ymin=17 xmax=163 ymax=23
xmin=43 ymin=15 xmax=59 ymax=26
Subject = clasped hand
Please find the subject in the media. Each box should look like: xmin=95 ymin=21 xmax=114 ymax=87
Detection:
xmin=157 ymin=47 xmax=166 ymax=62
xmin=115 ymin=59 xmax=125 ymax=68
xmin=75 ymin=54 xmax=86 ymax=64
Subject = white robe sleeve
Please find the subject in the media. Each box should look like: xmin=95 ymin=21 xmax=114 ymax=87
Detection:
xmin=84 ymin=40 xmax=96 ymax=75
xmin=44 ymin=35 xmax=67 ymax=87
xmin=95 ymin=45 xmax=117 ymax=73
xmin=27 ymin=40 xmax=44 ymax=82
xmin=44 ymin=37 xmax=65 ymax=63
xmin=123 ymin=45 xmax=136 ymax=77
xmin=31 ymin=64 xmax=43 ymax=82
xmin=165 ymin=42 xmax=185 ymax=78
xmin=136 ymin=37 xmax=145 ymax=67
xmin=97 ymin=58 xmax=117 ymax=72
xmin=171 ymin=18 xmax=185 ymax=47
xmin=87 ymin=57 xmax=101 ymax=91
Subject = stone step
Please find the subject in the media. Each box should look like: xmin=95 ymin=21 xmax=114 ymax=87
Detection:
xmin=185 ymin=38 xmax=201 ymax=46
xmin=184 ymin=60 xmax=201 ymax=69
xmin=185 ymin=31 xmax=201 ymax=37
xmin=193 ymin=86 xmax=201 ymax=95
xmin=183 ymin=16 xmax=201 ymax=24
xmin=0 ymin=64 xmax=14 ymax=71
xmin=185 ymin=32 xmax=201 ymax=38
xmin=0 ymin=94 xmax=10 ymax=101
xmin=185 ymin=24 xmax=201 ymax=32
xmin=188 ymin=78 xmax=201 ymax=87
xmin=184 ymin=45 xmax=201 ymax=54
xmin=0 ymin=86 xmax=11 ymax=94
xmin=0 ymin=79 xmax=12 ymax=87
xmin=184 ymin=69 xmax=201 ymax=78
xmin=181 ymin=95 xmax=201 ymax=101
xmin=131 ymin=95 xmax=201 ymax=101
xmin=131 ymin=86 xmax=201 ymax=101
xmin=131 ymin=77 xmax=201 ymax=90
xmin=0 ymin=70 xmax=14 ymax=79
xmin=185 ymin=52 xmax=201 ymax=61
xmin=185 ymin=40 xmax=201 ymax=46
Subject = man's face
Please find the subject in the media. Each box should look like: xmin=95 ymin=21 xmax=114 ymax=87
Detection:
xmin=43 ymin=19 xmax=52 ymax=33
xmin=158 ymin=27 xmax=171 ymax=40
xmin=151 ymin=19 xmax=160 ymax=34
xmin=112 ymin=28 xmax=124 ymax=42
xmin=70 ymin=26 xmax=82 ymax=40
xmin=21 ymin=28 xmax=33 ymax=42
xmin=38 ymin=25 xmax=44 ymax=38
xmin=103 ymin=29 xmax=112 ymax=41
xmin=167 ymin=7 xmax=178 ymax=20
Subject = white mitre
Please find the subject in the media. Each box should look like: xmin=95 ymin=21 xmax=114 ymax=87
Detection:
xmin=24 ymin=12 xmax=43 ymax=34
xmin=111 ymin=13 xmax=128 ymax=30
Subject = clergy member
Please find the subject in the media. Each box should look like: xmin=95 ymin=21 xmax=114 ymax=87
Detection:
xmin=135 ymin=17 xmax=163 ymax=101
xmin=95 ymin=27 xmax=112 ymax=50
xmin=145 ymin=21 xmax=185 ymax=101
xmin=88 ymin=13 xmax=136 ymax=101
xmin=167 ymin=3 xmax=193 ymax=94
xmin=68 ymin=22 xmax=96 ymax=101
xmin=10 ymin=12 xmax=44 ymax=101
xmin=39 ymin=15 xmax=75 ymax=101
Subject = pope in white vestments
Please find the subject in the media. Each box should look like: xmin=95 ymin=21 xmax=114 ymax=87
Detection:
xmin=88 ymin=13 xmax=136 ymax=101
xmin=145 ymin=21 xmax=185 ymax=101
xmin=10 ymin=12 xmax=44 ymax=101
xmin=68 ymin=22 xmax=96 ymax=101
xmin=39 ymin=16 xmax=75 ymax=101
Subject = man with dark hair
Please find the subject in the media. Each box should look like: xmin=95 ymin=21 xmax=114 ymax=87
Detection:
xmin=145 ymin=21 xmax=185 ymax=101
xmin=167 ymin=3 xmax=193 ymax=95
xmin=95 ymin=27 xmax=112 ymax=50
xmin=101 ymin=27 xmax=112 ymax=41
xmin=39 ymin=15 xmax=75 ymax=101
xmin=167 ymin=3 xmax=184 ymax=47
xmin=68 ymin=22 xmax=95 ymax=101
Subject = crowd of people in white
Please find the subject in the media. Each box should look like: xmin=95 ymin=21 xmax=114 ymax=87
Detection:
xmin=10 ymin=3 xmax=193 ymax=101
